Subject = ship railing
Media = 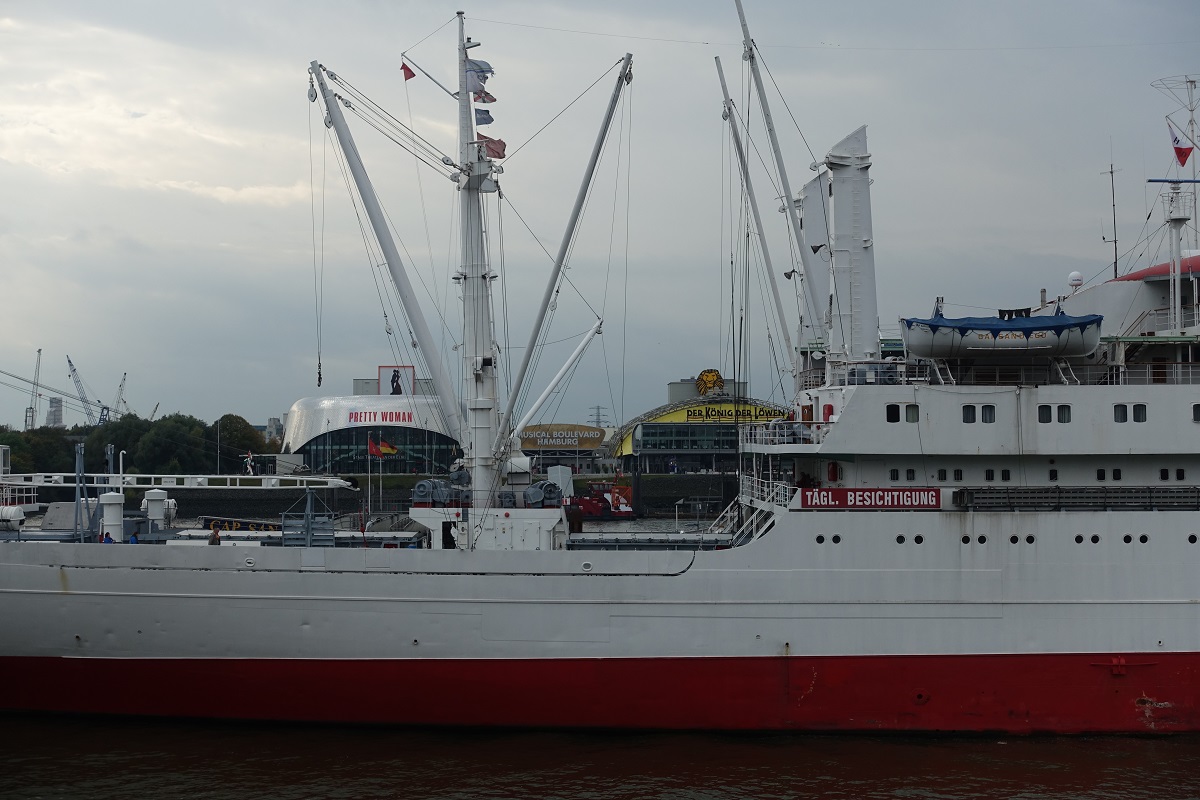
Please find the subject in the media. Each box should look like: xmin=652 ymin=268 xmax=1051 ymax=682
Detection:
xmin=825 ymin=360 xmax=929 ymax=387
xmin=740 ymin=421 xmax=829 ymax=446
xmin=709 ymin=497 xmax=776 ymax=548
xmin=1127 ymin=306 xmax=1199 ymax=335
xmin=0 ymin=483 xmax=39 ymax=507
xmin=739 ymin=474 xmax=796 ymax=506
xmin=953 ymin=485 xmax=1200 ymax=511
xmin=0 ymin=472 xmax=355 ymax=491
xmin=1074 ymin=362 xmax=1200 ymax=386
xmin=926 ymin=362 xmax=1200 ymax=387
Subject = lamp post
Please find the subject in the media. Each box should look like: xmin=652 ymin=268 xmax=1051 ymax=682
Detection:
xmin=631 ymin=424 xmax=643 ymax=518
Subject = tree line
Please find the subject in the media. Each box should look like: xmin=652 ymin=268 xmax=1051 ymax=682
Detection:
xmin=0 ymin=413 xmax=280 ymax=475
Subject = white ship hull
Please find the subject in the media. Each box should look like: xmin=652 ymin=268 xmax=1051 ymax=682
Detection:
xmin=2 ymin=503 xmax=1197 ymax=732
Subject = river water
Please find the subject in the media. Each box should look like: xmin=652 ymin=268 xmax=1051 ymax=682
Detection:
xmin=3 ymin=713 xmax=1199 ymax=799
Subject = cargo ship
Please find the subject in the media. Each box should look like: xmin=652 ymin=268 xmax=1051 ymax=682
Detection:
xmin=2 ymin=6 xmax=1200 ymax=734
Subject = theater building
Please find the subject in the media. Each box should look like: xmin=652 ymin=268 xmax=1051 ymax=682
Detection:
xmin=281 ymin=366 xmax=459 ymax=475
xmin=603 ymin=370 xmax=789 ymax=474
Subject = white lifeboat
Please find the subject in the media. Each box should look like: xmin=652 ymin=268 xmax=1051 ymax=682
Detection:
xmin=900 ymin=309 xmax=1103 ymax=359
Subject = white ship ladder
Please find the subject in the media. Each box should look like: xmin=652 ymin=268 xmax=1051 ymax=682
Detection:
xmin=930 ymin=359 xmax=956 ymax=385
xmin=1052 ymin=358 xmax=1080 ymax=385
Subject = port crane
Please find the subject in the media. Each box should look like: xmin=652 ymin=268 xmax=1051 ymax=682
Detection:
xmin=66 ymin=355 xmax=110 ymax=426
xmin=23 ymin=349 xmax=42 ymax=431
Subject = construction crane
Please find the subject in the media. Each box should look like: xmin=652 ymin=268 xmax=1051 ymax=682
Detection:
xmin=148 ymin=402 xmax=160 ymax=422
xmin=23 ymin=349 xmax=42 ymax=431
xmin=112 ymin=373 xmax=130 ymax=418
xmin=66 ymin=355 xmax=109 ymax=426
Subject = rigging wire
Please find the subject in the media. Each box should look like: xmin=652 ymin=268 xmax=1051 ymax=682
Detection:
xmin=599 ymin=79 xmax=632 ymax=433
xmin=309 ymin=90 xmax=326 ymax=387
xmin=754 ymin=46 xmax=845 ymax=355
xmin=322 ymin=123 xmax=454 ymax=436
xmin=501 ymin=57 xmax=625 ymax=163
xmin=402 ymin=14 xmax=457 ymax=54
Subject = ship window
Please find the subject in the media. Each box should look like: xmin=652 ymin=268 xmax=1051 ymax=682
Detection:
xmin=905 ymin=404 xmax=920 ymax=423
xmin=1194 ymin=404 xmax=1200 ymax=422
xmin=1038 ymin=405 xmax=1052 ymax=423
xmin=1001 ymin=469 xmax=1011 ymax=481
xmin=1160 ymin=468 xmax=1170 ymax=481
xmin=1057 ymin=405 xmax=1071 ymax=423
xmin=985 ymin=469 xmax=995 ymax=481
xmin=1049 ymin=469 xmax=1058 ymax=481
xmin=962 ymin=405 xmax=976 ymax=423
xmin=889 ymin=468 xmax=899 ymax=481
xmin=886 ymin=404 xmax=900 ymax=423
xmin=1134 ymin=404 xmax=1148 ymax=423
xmin=1178 ymin=469 xmax=1186 ymax=481
xmin=906 ymin=469 xmax=916 ymax=481
xmin=937 ymin=468 xmax=947 ymax=482
xmin=981 ymin=404 xmax=996 ymax=423
xmin=1113 ymin=469 xmax=1122 ymax=481
xmin=1114 ymin=404 xmax=1128 ymax=423
xmin=1097 ymin=469 xmax=1106 ymax=481
xmin=953 ymin=469 xmax=963 ymax=481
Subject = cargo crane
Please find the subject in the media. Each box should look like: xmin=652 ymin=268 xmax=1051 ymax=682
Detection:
xmin=22 ymin=349 xmax=41 ymax=431
xmin=112 ymin=373 xmax=131 ymax=418
xmin=66 ymin=355 xmax=109 ymax=426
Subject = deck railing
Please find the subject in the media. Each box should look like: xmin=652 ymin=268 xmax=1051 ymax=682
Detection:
xmin=740 ymin=474 xmax=796 ymax=506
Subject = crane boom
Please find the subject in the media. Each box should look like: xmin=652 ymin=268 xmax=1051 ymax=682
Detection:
xmin=65 ymin=355 xmax=109 ymax=426
xmin=23 ymin=349 xmax=42 ymax=431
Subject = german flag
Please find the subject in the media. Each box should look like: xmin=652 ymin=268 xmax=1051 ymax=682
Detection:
xmin=379 ymin=439 xmax=398 ymax=455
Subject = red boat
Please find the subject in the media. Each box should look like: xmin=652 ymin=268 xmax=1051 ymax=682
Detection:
xmin=564 ymin=481 xmax=635 ymax=520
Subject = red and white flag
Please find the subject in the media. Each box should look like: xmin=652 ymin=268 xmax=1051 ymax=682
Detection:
xmin=367 ymin=437 xmax=383 ymax=458
xmin=479 ymin=133 xmax=506 ymax=159
xmin=1169 ymin=119 xmax=1193 ymax=167
xmin=401 ymin=63 xmax=416 ymax=81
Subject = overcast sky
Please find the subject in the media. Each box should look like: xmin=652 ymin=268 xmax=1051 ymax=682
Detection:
xmin=2 ymin=1 xmax=1198 ymax=434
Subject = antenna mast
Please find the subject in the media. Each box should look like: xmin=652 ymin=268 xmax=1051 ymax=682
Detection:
xmin=1103 ymin=163 xmax=1120 ymax=279
xmin=1153 ymin=74 xmax=1200 ymax=250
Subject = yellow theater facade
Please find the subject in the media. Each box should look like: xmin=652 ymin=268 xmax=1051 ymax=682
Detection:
xmin=608 ymin=396 xmax=788 ymax=475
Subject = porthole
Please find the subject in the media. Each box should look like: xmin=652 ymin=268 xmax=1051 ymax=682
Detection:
xmin=914 ymin=535 xmax=924 ymax=545
xmin=977 ymin=535 xmax=987 ymax=544
xmin=1010 ymin=535 xmax=1019 ymax=544
xmin=896 ymin=535 xmax=906 ymax=544
xmin=832 ymin=534 xmax=841 ymax=544
xmin=961 ymin=535 xmax=970 ymax=545
xmin=1091 ymin=534 xmax=1100 ymax=544
xmin=1075 ymin=535 xmax=1084 ymax=544
xmin=1190 ymin=535 xmax=1197 ymax=544
xmin=1123 ymin=534 xmax=1132 ymax=544
xmin=816 ymin=535 xmax=825 ymax=544
xmin=1139 ymin=534 xmax=1149 ymax=544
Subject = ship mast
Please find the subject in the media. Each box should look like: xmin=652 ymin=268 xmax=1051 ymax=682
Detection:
xmin=714 ymin=55 xmax=795 ymax=366
xmin=734 ymin=0 xmax=828 ymax=353
xmin=454 ymin=13 xmax=504 ymax=507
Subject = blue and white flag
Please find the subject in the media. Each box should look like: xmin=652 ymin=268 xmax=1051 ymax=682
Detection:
xmin=475 ymin=108 xmax=494 ymax=126
xmin=466 ymin=59 xmax=493 ymax=94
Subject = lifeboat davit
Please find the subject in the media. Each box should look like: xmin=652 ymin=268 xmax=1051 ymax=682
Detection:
xmin=900 ymin=309 xmax=1103 ymax=359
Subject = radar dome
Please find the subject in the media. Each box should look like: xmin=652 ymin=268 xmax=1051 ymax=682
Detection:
xmin=1068 ymin=271 xmax=1083 ymax=290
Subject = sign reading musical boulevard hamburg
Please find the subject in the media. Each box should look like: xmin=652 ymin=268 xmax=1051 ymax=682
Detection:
xmin=798 ymin=488 xmax=942 ymax=510
xmin=519 ymin=424 xmax=606 ymax=451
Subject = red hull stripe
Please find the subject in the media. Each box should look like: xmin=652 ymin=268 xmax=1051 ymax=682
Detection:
xmin=2 ymin=653 xmax=1198 ymax=733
